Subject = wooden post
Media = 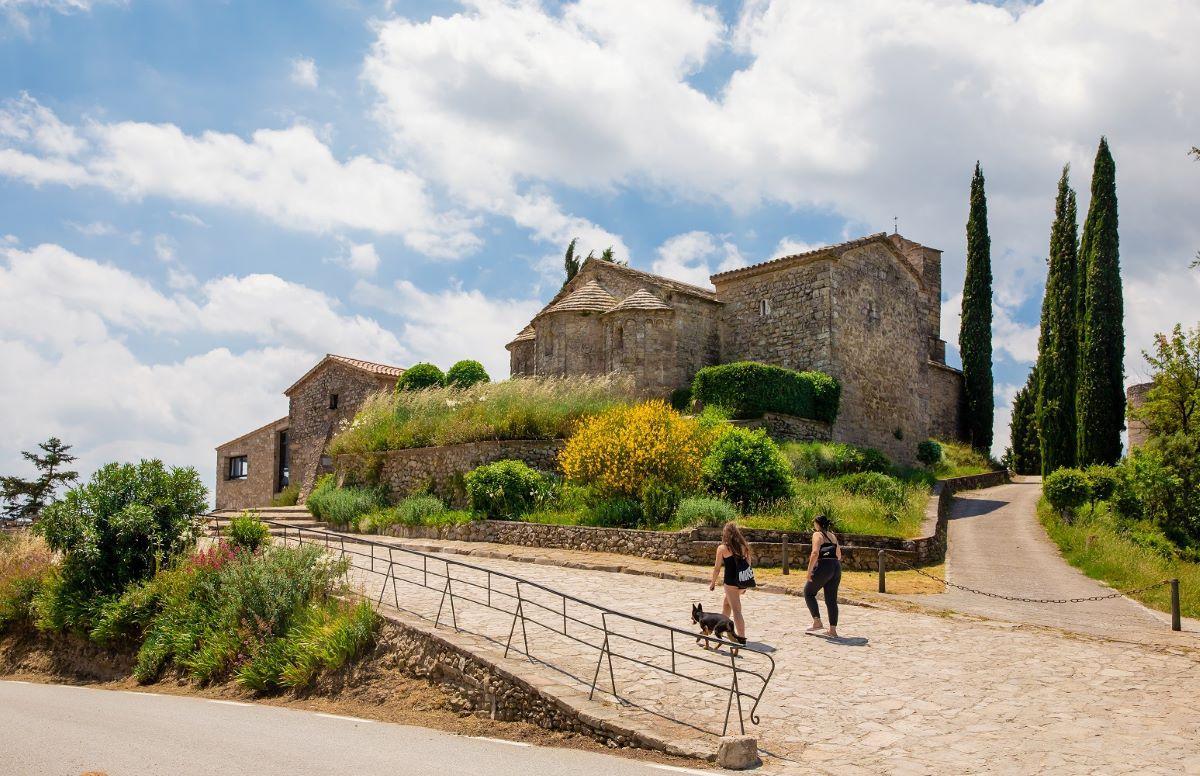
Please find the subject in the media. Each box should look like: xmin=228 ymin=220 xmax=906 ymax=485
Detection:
xmin=877 ymin=550 xmax=886 ymax=594
xmin=1171 ymin=579 xmax=1181 ymax=632
xmin=781 ymin=534 xmax=789 ymax=575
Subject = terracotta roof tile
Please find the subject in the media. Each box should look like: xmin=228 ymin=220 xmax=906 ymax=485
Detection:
xmin=710 ymin=232 xmax=891 ymax=283
xmin=506 ymin=324 xmax=536 ymax=347
xmin=284 ymin=353 xmax=405 ymax=395
xmin=586 ymin=259 xmax=719 ymax=301
xmin=604 ymin=288 xmax=672 ymax=313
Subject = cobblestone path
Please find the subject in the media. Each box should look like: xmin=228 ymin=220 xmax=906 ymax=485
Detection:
xmin=903 ymin=478 xmax=1197 ymax=646
xmin=319 ymin=532 xmax=1200 ymax=775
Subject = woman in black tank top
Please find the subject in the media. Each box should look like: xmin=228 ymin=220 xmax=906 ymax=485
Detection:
xmin=804 ymin=514 xmax=842 ymax=638
xmin=708 ymin=521 xmax=753 ymax=645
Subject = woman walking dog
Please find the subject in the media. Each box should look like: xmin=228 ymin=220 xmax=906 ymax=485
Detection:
xmin=804 ymin=515 xmax=842 ymax=637
xmin=708 ymin=521 xmax=755 ymax=645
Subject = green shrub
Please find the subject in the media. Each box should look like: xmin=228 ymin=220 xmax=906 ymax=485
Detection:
xmin=782 ymin=441 xmax=891 ymax=479
xmin=445 ymin=360 xmax=490 ymax=388
xmin=306 ymin=476 xmax=386 ymax=529
xmin=0 ymin=532 xmax=55 ymax=631
xmin=395 ymin=362 xmax=445 ymax=391
xmin=361 ymin=494 xmax=449 ymax=533
xmin=224 ymin=512 xmax=271 ymax=553
xmin=836 ymin=472 xmax=907 ymax=508
xmin=270 ymin=484 xmax=300 ymax=507
xmin=916 ymin=440 xmax=943 ymax=467
xmin=239 ymin=599 xmax=378 ymax=692
xmin=673 ymin=497 xmax=738 ymax=528
xmin=586 ymin=497 xmax=643 ymax=528
xmin=1084 ymin=465 xmax=1119 ymax=511
xmin=702 ymin=428 xmax=795 ymax=509
xmin=34 ymin=460 xmax=206 ymax=630
xmin=465 ymin=460 xmax=553 ymax=519
xmin=1044 ymin=468 xmax=1090 ymax=518
xmin=669 ymin=385 xmax=693 ymax=412
xmin=639 ymin=480 xmax=682 ymax=526
xmin=691 ymin=362 xmax=841 ymax=422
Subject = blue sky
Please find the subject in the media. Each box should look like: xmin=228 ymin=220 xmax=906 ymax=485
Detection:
xmin=1 ymin=0 xmax=1198 ymax=490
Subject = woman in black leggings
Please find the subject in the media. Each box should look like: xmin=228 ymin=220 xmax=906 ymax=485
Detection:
xmin=804 ymin=515 xmax=842 ymax=638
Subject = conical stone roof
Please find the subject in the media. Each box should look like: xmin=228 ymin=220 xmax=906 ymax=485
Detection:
xmin=605 ymin=288 xmax=672 ymax=314
xmin=541 ymin=279 xmax=618 ymax=315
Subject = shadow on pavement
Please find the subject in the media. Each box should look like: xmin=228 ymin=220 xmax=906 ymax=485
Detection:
xmin=948 ymin=498 xmax=1007 ymax=519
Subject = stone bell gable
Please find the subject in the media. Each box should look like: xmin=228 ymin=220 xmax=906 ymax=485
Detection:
xmin=508 ymin=233 xmax=966 ymax=464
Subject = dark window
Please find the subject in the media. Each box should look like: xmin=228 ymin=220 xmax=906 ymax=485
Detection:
xmin=759 ymin=299 xmax=771 ymax=317
xmin=277 ymin=431 xmax=289 ymax=490
xmin=227 ymin=456 xmax=248 ymax=480
xmin=328 ymin=394 xmax=339 ymax=410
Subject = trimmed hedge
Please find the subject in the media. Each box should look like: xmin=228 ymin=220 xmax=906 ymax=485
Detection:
xmin=691 ymin=362 xmax=840 ymax=423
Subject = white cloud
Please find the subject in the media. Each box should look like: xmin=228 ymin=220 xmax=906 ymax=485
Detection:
xmin=67 ymin=220 xmax=116 ymax=237
xmin=651 ymin=231 xmax=746 ymax=288
xmin=153 ymin=233 xmax=175 ymax=263
xmin=170 ymin=211 xmax=207 ymax=227
xmin=0 ymin=242 xmax=415 ymax=491
xmin=354 ymin=279 xmax=541 ymax=379
xmin=772 ymin=237 xmax=823 ymax=259
xmin=290 ymin=57 xmax=319 ymax=89
xmin=327 ymin=239 xmax=381 ymax=276
xmin=366 ymin=0 xmax=1200 ymax=368
xmin=0 ymin=95 xmax=481 ymax=259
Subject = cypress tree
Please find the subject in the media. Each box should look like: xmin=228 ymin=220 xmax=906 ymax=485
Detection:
xmin=1076 ymin=138 xmax=1125 ymax=465
xmin=1035 ymin=166 xmax=1079 ymax=473
xmin=1010 ymin=366 xmax=1041 ymax=475
xmin=960 ymin=162 xmax=994 ymax=452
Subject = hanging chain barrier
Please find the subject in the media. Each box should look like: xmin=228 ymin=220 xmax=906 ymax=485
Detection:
xmin=206 ymin=514 xmax=776 ymax=736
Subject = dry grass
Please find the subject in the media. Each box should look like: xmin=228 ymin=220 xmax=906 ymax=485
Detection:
xmin=754 ymin=564 xmax=946 ymax=596
xmin=328 ymin=375 xmax=638 ymax=455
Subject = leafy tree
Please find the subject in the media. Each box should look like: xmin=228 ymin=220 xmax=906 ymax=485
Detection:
xmin=1076 ymin=137 xmax=1125 ymax=465
xmin=394 ymin=362 xmax=445 ymax=391
xmin=1129 ymin=323 xmax=1200 ymax=439
xmin=0 ymin=437 xmax=78 ymax=519
xmin=445 ymin=359 xmax=491 ymax=389
xmin=960 ymin=162 xmax=994 ymax=452
xmin=563 ymin=238 xmax=582 ymax=285
xmin=1035 ymin=166 xmax=1079 ymax=474
xmin=36 ymin=460 xmax=207 ymax=600
xmin=1009 ymin=366 xmax=1041 ymax=475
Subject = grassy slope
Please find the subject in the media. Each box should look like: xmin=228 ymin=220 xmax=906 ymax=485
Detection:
xmin=1036 ymin=499 xmax=1199 ymax=618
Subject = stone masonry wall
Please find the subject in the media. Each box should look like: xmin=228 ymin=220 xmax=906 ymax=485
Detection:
xmin=215 ymin=416 xmax=288 ymax=510
xmin=289 ymin=361 xmax=396 ymax=501
xmin=1126 ymin=382 xmax=1152 ymax=450
xmin=338 ymin=440 xmax=564 ymax=507
xmin=927 ymin=362 xmax=966 ymax=442
xmin=827 ymin=243 xmax=927 ymax=465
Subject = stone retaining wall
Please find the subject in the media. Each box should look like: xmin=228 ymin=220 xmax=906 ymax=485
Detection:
xmin=387 ymin=469 xmax=1011 ymax=570
xmin=337 ymin=440 xmax=563 ymax=507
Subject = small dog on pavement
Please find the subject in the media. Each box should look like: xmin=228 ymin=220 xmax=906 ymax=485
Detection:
xmin=691 ymin=603 xmax=745 ymax=653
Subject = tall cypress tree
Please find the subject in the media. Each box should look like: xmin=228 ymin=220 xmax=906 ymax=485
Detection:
xmin=1076 ymin=137 xmax=1125 ymax=465
xmin=1010 ymin=366 xmax=1041 ymax=475
xmin=960 ymin=162 xmax=994 ymax=452
xmin=1035 ymin=166 xmax=1079 ymax=473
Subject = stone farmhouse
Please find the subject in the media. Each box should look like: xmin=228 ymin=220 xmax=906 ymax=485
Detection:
xmin=217 ymin=231 xmax=965 ymax=507
xmin=507 ymin=232 xmax=965 ymax=464
xmin=215 ymin=354 xmax=404 ymax=510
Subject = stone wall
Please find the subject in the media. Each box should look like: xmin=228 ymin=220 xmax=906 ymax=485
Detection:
xmin=338 ymin=440 xmax=564 ymax=506
xmin=288 ymin=360 xmax=396 ymax=501
xmin=214 ymin=416 xmax=289 ymax=510
xmin=387 ymin=469 xmax=1012 ymax=570
xmin=760 ymin=412 xmax=832 ymax=443
xmin=926 ymin=362 xmax=966 ymax=442
xmin=827 ymin=242 xmax=926 ymax=465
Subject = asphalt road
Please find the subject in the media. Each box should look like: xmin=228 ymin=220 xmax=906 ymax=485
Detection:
xmin=0 ymin=680 xmax=715 ymax=776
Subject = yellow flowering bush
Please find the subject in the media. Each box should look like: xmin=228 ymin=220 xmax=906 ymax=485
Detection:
xmin=559 ymin=401 xmax=719 ymax=498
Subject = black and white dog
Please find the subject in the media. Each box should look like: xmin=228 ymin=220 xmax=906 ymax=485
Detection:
xmin=691 ymin=603 xmax=745 ymax=652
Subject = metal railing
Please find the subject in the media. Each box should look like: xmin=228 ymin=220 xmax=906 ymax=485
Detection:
xmin=209 ymin=515 xmax=776 ymax=736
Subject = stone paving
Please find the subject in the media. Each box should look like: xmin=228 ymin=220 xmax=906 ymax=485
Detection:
xmin=300 ymin=524 xmax=1200 ymax=775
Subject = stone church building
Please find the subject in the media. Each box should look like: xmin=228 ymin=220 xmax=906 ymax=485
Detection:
xmin=507 ymin=232 xmax=965 ymax=464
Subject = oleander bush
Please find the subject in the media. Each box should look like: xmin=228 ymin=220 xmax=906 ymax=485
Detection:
xmin=445 ymin=360 xmax=490 ymax=388
xmin=465 ymin=460 xmax=554 ymax=519
xmin=330 ymin=375 xmax=636 ymax=455
xmin=395 ymin=362 xmax=445 ymax=391
xmin=702 ymin=427 xmax=794 ymax=509
xmin=559 ymin=400 xmax=720 ymax=499
xmin=691 ymin=362 xmax=841 ymax=423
